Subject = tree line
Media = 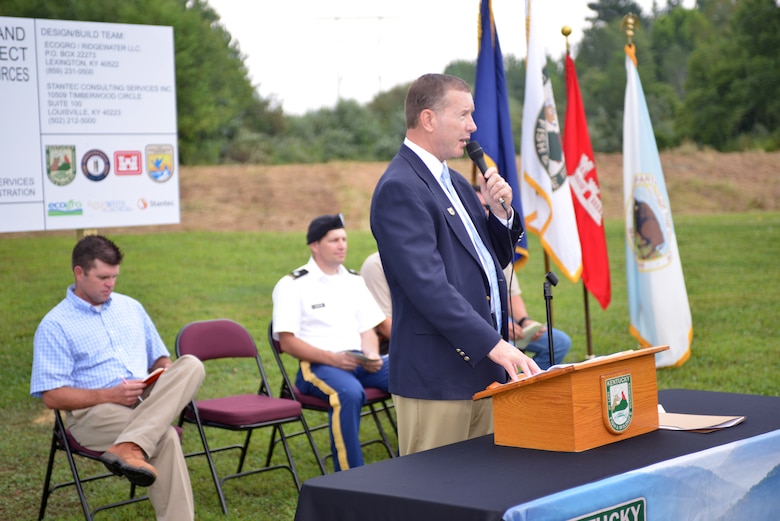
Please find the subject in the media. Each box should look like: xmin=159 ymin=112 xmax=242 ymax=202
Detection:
xmin=3 ymin=0 xmax=777 ymax=165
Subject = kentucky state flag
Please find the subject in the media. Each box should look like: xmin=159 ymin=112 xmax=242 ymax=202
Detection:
xmin=472 ymin=0 xmax=528 ymax=265
xmin=521 ymin=0 xmax=582 ymax=282
xmin=563 ymin=53 xmax=611 ymax=309
xmin=623 ymin=44 xmax=692 ymax=367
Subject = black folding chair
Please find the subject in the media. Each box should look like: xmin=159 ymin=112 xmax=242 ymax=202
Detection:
xmin=38 ymin=409 xmax=154 ymax=520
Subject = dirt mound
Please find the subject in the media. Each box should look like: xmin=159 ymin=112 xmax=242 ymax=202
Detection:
xmin=170 ymin=149 xmax=777 ymax=233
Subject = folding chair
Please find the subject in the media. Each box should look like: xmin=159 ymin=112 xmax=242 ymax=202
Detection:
xmin=175 ymin=318 xmax=321 ymax=514
xmin=267 ymin=322 xmax=397 ymax=473
xmin=38 ymin=409 xmax=152 ymax=520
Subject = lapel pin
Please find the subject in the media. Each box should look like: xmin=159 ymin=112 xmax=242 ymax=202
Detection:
xmin=447 ymin=207 xmax=455 ymax=215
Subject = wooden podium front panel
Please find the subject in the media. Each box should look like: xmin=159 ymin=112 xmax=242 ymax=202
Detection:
xmin=492 ymin=373 xmax=579 ymax=451
xmin=491 ymin=349 xmax=662 ymax=452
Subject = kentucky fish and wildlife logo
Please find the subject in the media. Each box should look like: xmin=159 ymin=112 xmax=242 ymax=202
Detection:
xmin=604 ymin=374 xmax=633 ymax=433
xmin=46 ymin=145 xmax=77 ymax=186
xmin=533 ymin=66 xmax=567 ymax=191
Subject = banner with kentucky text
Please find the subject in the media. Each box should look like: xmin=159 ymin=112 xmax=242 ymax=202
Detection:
xmin=520 ymin=0 xmax=581 ymax=282
xmin=563 ymin=53 xmax=611 ymax=309
xmin=0 ymin=17 xmax=179 ymax=233
xmin=472 ymin=0 xmax=528 ymax=266
xmin=623 ymin=45 xmax=692 ymax=367
xmin=503 ymin=429 xmax=780 ymax=520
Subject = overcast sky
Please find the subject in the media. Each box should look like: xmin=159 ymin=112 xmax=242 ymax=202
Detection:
xmin=207 ymin=0 xmax=693 ymax=115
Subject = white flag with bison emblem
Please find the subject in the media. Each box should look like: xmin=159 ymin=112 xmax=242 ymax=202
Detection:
xmin=623 ymin=45 xmax=692 ymax=367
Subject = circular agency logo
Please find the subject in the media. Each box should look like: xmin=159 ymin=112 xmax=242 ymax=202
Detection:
xmin=533 ymin=66 xmax=567 ymax=191
xmin=81 ymin=149 xmax=111 ymax=182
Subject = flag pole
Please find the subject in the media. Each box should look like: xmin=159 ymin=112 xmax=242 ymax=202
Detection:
xmin=582 ymin=284 xmax=594 ymax=357
xmin=526 ymin=0 xmax=556 ymax=328
xmin=562 ymin=24 xmax=595 ymax=359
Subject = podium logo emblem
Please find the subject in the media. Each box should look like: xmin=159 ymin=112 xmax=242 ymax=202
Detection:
xmin=604 ymin=374 xmax=633 ymax=433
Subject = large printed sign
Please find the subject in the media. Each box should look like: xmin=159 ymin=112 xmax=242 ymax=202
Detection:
xmin=0 ymin=17 xmax=179 ymax=233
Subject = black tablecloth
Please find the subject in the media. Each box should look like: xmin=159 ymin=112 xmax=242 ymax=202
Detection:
xmin=295 ymin=389 xmax=780 ymax=521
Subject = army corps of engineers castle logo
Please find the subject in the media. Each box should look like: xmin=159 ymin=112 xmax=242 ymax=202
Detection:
xmin=603 ymin=374 xmax=633 ymax=434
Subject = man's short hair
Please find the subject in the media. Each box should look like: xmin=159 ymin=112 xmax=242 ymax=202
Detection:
xmin=72 ymin=235 xmax=123 ymax=272
xmin=306 ymin=213 xmax=345 ymax=244
xmin=405 ymin=73 xmax=472 ymax=129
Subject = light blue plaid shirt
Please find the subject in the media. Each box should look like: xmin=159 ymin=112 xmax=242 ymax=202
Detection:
xmin=30 ymin=285 xmax=169 ymax=398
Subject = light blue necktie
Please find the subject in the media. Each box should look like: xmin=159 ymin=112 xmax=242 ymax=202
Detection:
xmin=441 ymin=164 xmax=502 ymax=333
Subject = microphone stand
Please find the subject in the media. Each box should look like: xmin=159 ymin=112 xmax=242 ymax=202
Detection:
xmin=543 ymin=272 xmax=559 ymax=368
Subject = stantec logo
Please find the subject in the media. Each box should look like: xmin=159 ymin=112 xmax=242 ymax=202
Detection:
xmin=136 ymin=198 xmax=174 ymax=209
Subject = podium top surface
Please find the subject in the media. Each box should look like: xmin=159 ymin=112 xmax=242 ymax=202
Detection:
xmin=473 ymin=346 xmax=669 ymax=400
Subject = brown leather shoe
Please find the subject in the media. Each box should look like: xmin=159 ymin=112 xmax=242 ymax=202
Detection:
xmin=100 ymin=442 xmax=157 ymax=487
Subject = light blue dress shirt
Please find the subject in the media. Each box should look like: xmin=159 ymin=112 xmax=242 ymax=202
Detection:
xmin=30 ymin=285 xmax=169 ymax=398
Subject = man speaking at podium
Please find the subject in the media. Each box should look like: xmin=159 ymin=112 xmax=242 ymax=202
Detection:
xmin=370 ymin=73 xmax=541 ymax=456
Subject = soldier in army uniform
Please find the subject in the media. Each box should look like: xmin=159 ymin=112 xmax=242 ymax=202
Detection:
xmin=271 ymin=214 xmax=389 ymax=471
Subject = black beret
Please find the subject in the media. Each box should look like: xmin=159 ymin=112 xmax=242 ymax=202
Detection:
xmin=306 ymin=213 xmax=345 ymax=244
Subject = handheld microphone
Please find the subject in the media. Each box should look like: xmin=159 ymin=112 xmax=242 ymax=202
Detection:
xmin=466 ymin=141 xmax=509 ymax=213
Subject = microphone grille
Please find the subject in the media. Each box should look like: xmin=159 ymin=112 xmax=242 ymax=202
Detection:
xmin=466 ymin=140 xmax=483 ymax=160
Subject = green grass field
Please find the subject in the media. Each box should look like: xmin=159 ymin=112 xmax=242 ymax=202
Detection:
xmin=1 ymin=211 xmax=777 ymax=520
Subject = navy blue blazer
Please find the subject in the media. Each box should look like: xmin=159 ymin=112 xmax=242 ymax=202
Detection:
xmin=370 ymin=145 xmax=523 ymax=400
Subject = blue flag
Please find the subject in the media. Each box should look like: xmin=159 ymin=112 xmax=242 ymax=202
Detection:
xmin=472 ymin=0 xmax=528 ymax=265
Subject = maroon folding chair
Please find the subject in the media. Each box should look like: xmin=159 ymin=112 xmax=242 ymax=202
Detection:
xmin=175 ymin=318 xmax=321 ymax=514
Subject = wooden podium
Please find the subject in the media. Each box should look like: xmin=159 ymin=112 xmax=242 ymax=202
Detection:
xmin=473 ymin=346 xmax=669 ymax=452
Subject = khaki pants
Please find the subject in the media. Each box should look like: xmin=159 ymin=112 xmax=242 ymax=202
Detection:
xmin=393 ymin=394 xmax=493 ymax=456
xmin=68 ymin=355 xmax=205 ymax=521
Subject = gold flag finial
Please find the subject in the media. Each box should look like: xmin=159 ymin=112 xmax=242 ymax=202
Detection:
xmin=621 ymin=13 xmax=639 ymax=46
xmin=621 ymin=13 xmax=639 ymax=65
xmin=561 ymin=25 xmax=572 ymax=54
